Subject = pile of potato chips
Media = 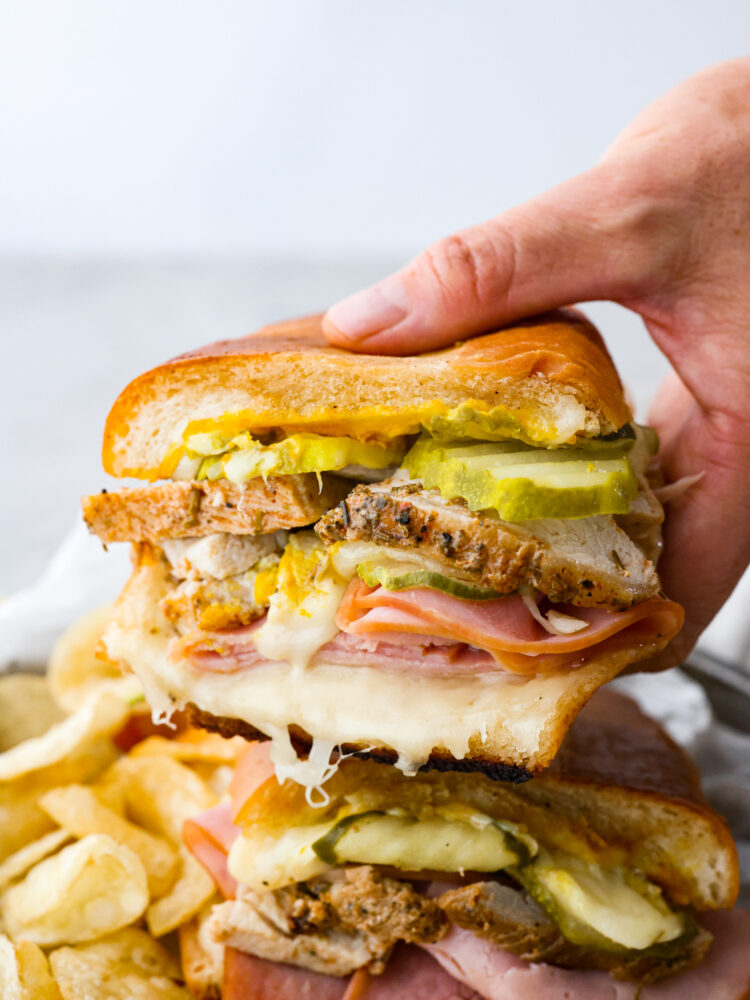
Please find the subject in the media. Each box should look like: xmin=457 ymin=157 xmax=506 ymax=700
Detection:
xmin=0 ymin=607 xmax=242 ymax=999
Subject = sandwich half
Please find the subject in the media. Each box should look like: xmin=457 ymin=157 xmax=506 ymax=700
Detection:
xmin=86 ymin=310 xmax=683 ymax=781
xmin=182 ymin=691 xmax=750 ymax=1000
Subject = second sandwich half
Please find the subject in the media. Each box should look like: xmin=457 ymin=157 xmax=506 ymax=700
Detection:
xmin=83 ymin=310 xmax=684 ymax=783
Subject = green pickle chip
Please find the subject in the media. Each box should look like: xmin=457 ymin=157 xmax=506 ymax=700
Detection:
xmin=312 ymin=811 xmax=523 ymax=872
xmin=404 ymin=435 xmax=638 ymax=521
xmin=516 ymin=851 xmax=688 ymax=954
xmin=357 ymin=561 xmax=501 ymax=600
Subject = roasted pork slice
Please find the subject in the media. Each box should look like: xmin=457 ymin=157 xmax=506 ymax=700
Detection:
xmin=83 ymin=474 xmax=349 ymax=544
xmin=208 ymin=868 xmax=446 ymax=977
xmin=317 ymin=478 xmax=661 ymax=609
xmin=162 ymin=533 xmax=283 ymax=580
xmin=438 ymin=881 xmax=712 ymax=984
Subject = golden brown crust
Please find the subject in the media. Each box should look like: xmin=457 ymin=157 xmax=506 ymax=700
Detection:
xmin=102 ymin=310 xmax=631 ymax=478
xmin=82 ymin=475 xmax=349 ymax=543
xmin=523 ymin=690 xmax=740 ymax=909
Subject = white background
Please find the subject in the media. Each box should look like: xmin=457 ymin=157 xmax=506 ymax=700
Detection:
xmin=1 ymin=0 xmax=749 ymax=660
xmin=2 ymin=0 xmax=749 ymax=256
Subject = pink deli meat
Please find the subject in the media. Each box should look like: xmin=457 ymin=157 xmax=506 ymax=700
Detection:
xmin=422 ymin=910 xmax=750 ymax=1000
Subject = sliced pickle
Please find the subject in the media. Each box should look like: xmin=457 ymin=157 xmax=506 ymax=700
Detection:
xmin=576 ymin=423 xmax=637 ymax=453
xmin=516 ymin=850 xmax=686 ymax=953
xmin=223 ymin=434 xmax=405 ymax=483
xmin=422 ymin=401 xmax=638 ymax=451
xmin=423 ymin=403 xmax=540 ymax=445
xmin=404 ymin=435 xmax=637 ymax=521
xmin=188 ymin=431 xmax=406 ymax=483
xmin=312 ymin=810 xmax=524 ymax=872
xmin=357 ymin=560 xmax=500 ymax=600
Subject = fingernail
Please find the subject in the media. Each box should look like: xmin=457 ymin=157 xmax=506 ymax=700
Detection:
xmin=325 ymin=275 xmax=409 ymax=343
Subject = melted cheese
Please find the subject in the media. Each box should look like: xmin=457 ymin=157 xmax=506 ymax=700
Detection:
xmin=252 ymin=533 xmax=349 ymax=670
xmin=174 ymin=399 xmax=574 ymax=467
xmin=266 ymin=726 xmax=340 ymax=805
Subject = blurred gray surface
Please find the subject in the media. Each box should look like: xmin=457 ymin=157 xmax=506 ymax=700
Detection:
xmin=1 ymin=256 xmax=670 ymax=595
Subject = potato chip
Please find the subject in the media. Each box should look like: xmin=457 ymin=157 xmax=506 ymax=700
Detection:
xmin=49 ymin=927 xmax=190 ymax=1000
xmin=147 ymin=844 xmax=216 ymax=937
xmin=39 ymin=784 xmax=177 ymax=897
xmin=0 ymin=829 xmax=71 ymax=891
xmin=130 ymin=731 xmax=246 ymax=765
xmin=0 ymin=786 xmax=57 ymax=864
xmin=0 ymin=675 xmax=66 ymax=752
xmin=178 ymin=906 xmax=224 ymax=1000
xmin=1 ymin=833 xmax=148 ymax=946
xmin=0 ymin=733 xmax=119 ymax=865
xmin=201 ymin=763 xmax=236 ymax=798
xmin=106 ymin=756 xmax=216 ymax=845
xmin=48 ymin=605 xmax=142 ymax=713
xmin=0 ymin=934 xmax=62 ymax=1000
xmin=0 ymin=689 xmax=128 ymax=783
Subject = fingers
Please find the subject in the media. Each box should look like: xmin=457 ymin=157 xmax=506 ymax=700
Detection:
xmin=323 ymin=166 xmax=665 ymax=354
xmin=649 ymin=401 xmax=750 ymax=665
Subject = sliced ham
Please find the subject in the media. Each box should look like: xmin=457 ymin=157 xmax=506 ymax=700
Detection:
xmin=337 ymin=581 xmax=683 ymax=674
xmin=183 ymin=803 xmax=241 ymax=899
xmin=170 ymin=620 xmax=268 ymax=673
xmin=320 ymin=630 xmax=496 ymax=676
xmin=423 ymin=910 xmax=750 ymax=1000
xmin=343 ymin=945 xmax=482 ymax=999
xmin=171 ymin=580 xmax=682 ymax=678
xmin=223 ymin=947 xmax=350 ymax=1000
xmin=172 ymin=618 xmax=497 ymax=677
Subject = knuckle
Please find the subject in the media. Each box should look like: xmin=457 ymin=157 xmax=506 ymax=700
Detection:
xmin=416 ymin=229 xmax=514 ymax=311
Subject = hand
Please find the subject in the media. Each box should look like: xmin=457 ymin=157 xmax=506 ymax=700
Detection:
xmin=323 ymin=58 xmax=750 ymax=667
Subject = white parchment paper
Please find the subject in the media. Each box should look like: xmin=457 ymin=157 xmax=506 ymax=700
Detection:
xmin=2 ymin=523 xmax=748 ymax=905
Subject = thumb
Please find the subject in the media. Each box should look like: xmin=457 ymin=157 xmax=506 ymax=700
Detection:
xmin=323 ymin=166 xmax=665 ymax=354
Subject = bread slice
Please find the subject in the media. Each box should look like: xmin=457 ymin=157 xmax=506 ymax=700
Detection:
xmin=82 ymin=475 xmax=350 ymax=543
xmin=178 ymin=909 xmax=223 ymax=1000
xmin=102 ymin=310 xmax=631 ymax=480
xmin=103 ymin=552 xmax=679 ymax=785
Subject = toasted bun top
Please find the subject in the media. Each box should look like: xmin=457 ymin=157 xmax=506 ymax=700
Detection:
xmin=102 ymin=309 xmax=631 ymax=479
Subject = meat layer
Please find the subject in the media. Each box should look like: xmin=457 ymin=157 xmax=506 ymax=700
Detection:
xmin=83 ymin=474 xmax=349 ymax=543
xmin=208 ymin=866 xmax=446 ymax=976
xmin=317 ymin=479 xmax=660 ymax=609
xmin=439 ymin=881 xmax=712 ymax=984
xmin=208 ymin=871 xmax=711 ymax=985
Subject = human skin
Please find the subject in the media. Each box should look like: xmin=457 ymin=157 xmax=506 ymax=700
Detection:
xmin=323 ymin=58 xmax=750 ymax=667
